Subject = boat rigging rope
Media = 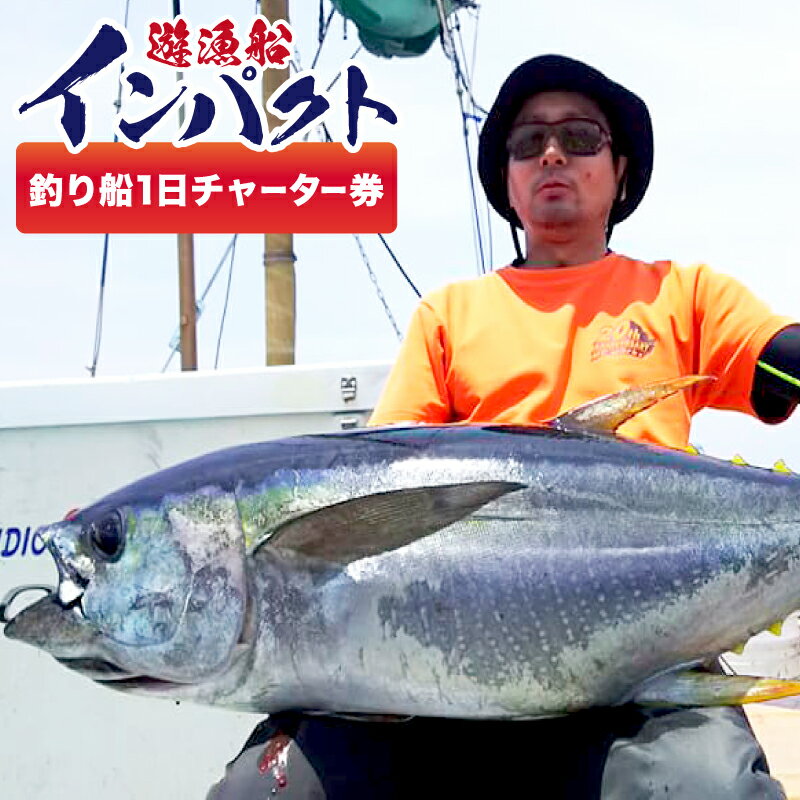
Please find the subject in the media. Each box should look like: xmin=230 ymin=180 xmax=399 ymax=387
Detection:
xmin=434 ymin=0 xmax=489 ymax=276
xmin=87 ymin=0 xmax=131 ymax=377
xmin=161 ymin=235 xmax=239 ymax=372
xmin=318 ymin=119 xmax=418 ymax=325
xmin=313 ymin=3 xmax=336 ymax=70
xmin=377 ymin=234 xmax=420 ymax=298
xmin=447 ymin=3 xmax=487 ymax=117
xmin=289 ymin=30 xmax=420 ymax=334
xmin=453 ymin=5 xmax=493 ymax=268
xmin=353 ymin=235 xmax=403 ymax=341
xmin=214 ymin=234 xmax=239 ymax=368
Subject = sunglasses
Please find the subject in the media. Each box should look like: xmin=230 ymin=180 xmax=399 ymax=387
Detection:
xmin=506 ymin=118 xmax=612 ymax=160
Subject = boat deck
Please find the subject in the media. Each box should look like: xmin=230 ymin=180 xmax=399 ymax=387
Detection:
xmin=747 ymin=706 xmax=799 ymax=798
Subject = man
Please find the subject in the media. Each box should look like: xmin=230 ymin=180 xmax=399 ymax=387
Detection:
xmin=370 ymin=55 xmax=798 ymax=446
xmin=210 ymin=55 xmax=800 ymax=798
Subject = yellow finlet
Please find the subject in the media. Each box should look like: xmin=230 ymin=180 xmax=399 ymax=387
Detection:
xmin=730 ymin=454 xmax=748 ymax=466
xmin=684 ymin=444 xmax=700 ymax=455
xmin=768 ymin=621 xmax=783 ymax=636
xmin=772 ymin=459 xmax=793 ymax=474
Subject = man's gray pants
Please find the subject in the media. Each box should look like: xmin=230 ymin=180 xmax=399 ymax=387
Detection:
xmin=207 ymin=705 xmax=786 ymax=798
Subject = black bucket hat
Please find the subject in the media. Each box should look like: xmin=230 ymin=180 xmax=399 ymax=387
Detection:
xmin=478 ymin=54 xmax=653 ymax=231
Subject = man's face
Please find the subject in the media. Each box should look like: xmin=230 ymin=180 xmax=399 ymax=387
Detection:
xmin=506 ymin=91 xmax=626 ymax=236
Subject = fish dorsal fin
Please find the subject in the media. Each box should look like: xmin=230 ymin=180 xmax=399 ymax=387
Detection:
xmin=551 ymin=376 xmax=714 ymax=435
xmin=263 ymin=481 xmax=525 ymax=565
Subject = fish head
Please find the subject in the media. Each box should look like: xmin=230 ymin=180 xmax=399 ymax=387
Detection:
xmin=6 ymin=487 xmax=248 ymax=693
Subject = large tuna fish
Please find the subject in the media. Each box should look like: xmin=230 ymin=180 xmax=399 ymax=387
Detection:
xmin=5 ymin=377 xmax=800 ymax=718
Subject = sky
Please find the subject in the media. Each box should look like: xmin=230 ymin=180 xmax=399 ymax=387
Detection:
xmin=3 ymin=0 xmax=800 ymax=464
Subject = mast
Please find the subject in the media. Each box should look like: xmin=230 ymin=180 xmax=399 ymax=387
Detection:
xmin=176 ymin=232 xmax=197 ymax=370
xmin=262 ymin=0 xmax=296 ymax=366
xmin=173 ymin=0 xmax=198 ymax=370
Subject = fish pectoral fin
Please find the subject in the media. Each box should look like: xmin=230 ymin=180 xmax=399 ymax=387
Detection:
xmin=551 ymin=376 xmax=714 ymax=435
xmin=632 ymin=669 xmax=800 ymax=707
xmin=266 ymin=481 xmax=525 ymax=564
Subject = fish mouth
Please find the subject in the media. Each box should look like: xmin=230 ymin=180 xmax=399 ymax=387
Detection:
xmin=56 ymin=657 xmax=183 ymax=692
xmin=56 ymin=657 xmax=136 ymax=681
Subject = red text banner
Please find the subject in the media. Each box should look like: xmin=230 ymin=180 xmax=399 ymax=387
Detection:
xmin=17 ymin=142 xmax=396 ymax=234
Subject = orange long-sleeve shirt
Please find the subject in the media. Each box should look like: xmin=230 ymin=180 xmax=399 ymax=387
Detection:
xmin=369 ymin=254 xmax=794 ymax=448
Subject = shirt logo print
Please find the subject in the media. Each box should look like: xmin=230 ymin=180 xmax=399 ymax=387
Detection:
xmin=590 ymin=319 xmax=655 ymax=361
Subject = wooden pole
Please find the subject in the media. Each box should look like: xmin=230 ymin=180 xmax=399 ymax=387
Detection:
xmin=177 ymin=233 xmax=198 ymax=370
xmin=173 ymin=0 xmax=197 ymax=370
xmin=262 ymin=0 xmax=296 ymax=366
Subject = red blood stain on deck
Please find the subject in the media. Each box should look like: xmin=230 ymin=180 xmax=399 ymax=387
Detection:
xmin=258 ymin=731 xmax=291 ymax=789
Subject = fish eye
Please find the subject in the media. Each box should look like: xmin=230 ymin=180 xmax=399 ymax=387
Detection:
xmin=87 ymin=512 xmax=126 ymax=562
